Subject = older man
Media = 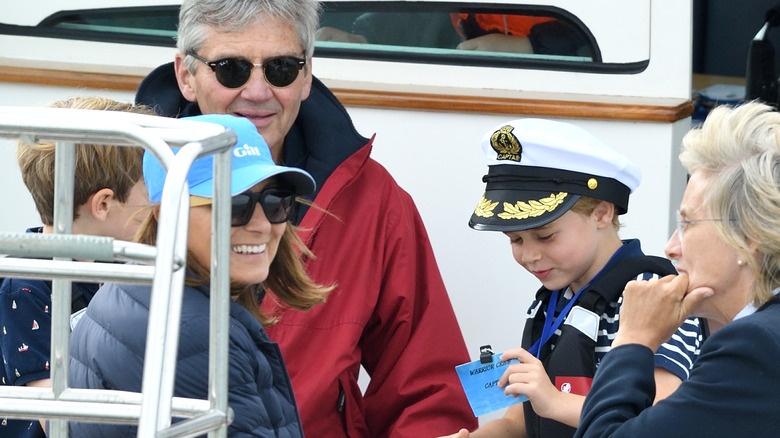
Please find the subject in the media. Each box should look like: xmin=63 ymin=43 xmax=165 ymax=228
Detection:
xmin=136 ymin=0 xmax=477 ymax=436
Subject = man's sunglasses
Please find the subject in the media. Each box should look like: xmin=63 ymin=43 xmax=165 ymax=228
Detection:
xmin=191 ymin=187 xmax=297 ymax=226
xmin=187 ymin=52 xmax=306 ymax=89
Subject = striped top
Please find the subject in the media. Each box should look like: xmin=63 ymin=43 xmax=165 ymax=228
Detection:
xmin=526 ymin=240 xmax=702 ymax=381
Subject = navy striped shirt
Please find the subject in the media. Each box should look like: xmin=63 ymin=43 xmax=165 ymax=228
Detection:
xmin=526 ymin=239 xmax=702 ymax=381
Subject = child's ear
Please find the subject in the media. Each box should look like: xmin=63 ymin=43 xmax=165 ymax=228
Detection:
xmin=89 ymin=188 xmax=116 ymax=222
xmin=592 ymin=200 xmax=616 ymax=229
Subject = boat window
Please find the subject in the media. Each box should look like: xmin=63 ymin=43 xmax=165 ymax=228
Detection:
xmin=27 ymin=6 xmax=179 ymax=47
xmin=1 ymin=2 xmax=640 ymax=73
xmin=317 ymin=2 xmax=600 ymax=70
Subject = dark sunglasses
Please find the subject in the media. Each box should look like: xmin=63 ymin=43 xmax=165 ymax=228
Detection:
xmin=187 ymin=52 xmax=306 ymax=88
xmin=231 ymin=187 xmax=297 ymax=226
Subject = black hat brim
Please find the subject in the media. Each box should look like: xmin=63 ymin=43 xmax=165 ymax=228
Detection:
xmin=469 ymin=189 xmax=581 ymax=232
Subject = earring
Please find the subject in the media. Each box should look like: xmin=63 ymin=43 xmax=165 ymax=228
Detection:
xmin=737 ymin=260 xmax=744 ymax=266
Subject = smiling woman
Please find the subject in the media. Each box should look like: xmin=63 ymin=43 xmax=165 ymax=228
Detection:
xmin=2 ymin=2 xmax=697 ymax=430
xmin=68 ymin=114 xmax=332 ymax=437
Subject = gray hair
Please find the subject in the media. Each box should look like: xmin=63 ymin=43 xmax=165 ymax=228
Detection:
xmin=177 ymin=0 xmax=321 ymax=71
xmin=680 ymin=101 xmax=780 ymax=306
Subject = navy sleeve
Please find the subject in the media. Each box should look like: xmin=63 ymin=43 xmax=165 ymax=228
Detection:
xmin=0 ymin=279 xmax=53 ymax=386
xmin=653 ymin=316 xmax=701 ymax=380
xmin=576 ymin=315 xmax=780 ymax=437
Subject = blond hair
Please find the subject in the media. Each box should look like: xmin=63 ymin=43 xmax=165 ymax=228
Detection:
xmin=570 ymin=196 xmax=621 ymax=230
xmin=680 ymin=101 xmax=780 ymax=306
xmin=17 ymin=97 xmax=155 ymax=225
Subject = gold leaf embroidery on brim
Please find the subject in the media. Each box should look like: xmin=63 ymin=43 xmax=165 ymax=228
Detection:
xmin=498 ymin=192 xmax=568 ymax=220
xmin=474 ymin=195 xmax=499 ymax=218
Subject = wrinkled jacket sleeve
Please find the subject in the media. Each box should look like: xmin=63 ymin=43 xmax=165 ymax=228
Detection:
xmin=576 ymin=308 xmax=780 ymax=438
xmin=269 ymin=148 xmax=476 ymax=437
xmin=358 ymin=171 xmax=475 ymax=436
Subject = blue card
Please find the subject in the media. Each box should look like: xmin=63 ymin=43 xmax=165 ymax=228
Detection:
xmin=455 ymin=353 xmax=527 ymax=417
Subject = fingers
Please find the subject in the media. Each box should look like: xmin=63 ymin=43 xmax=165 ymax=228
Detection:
xmin=500 ymin=347 xmax=534 ymax=363
xmin=615 ymin=272 xmax=708 ymax=350
xmin=497 ymin=348 xmax=536 ymax=387
xmin=623 ymin=272 xmax=680 ymax=295
xmin=622 ymin=273 xmax=686 ymax=307
xmin=497 ymin=352 xmax=551 ymax=401
xmin=682 ymin=285 xmax=714 ymax=312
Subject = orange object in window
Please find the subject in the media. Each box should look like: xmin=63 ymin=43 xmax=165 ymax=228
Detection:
xmin=452 ymin=13 xmax=556 ymax=38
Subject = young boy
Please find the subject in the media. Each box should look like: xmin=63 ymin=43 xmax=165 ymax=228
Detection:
xmin=0 ymin=97 xmax=153 ymax=437
xmin=443 ymin=118 xmax=703 ymax=438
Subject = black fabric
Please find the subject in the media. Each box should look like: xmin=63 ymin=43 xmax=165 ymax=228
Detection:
xmin=483 ymin=165 xmax=632 ymax=215
xmin=578 ymin=256 xmax=676 ymax=315
xmin=67 ymin=281 xmax=97 ymax=313
xmin=523 ymin=323 xmax=590 ymax=438
xmin=281 ymin=75 xmax=369 ymax=222
xmin=520 ymin=255 xmax=676 ymax=438
xmin=528 ymin=20 xmax=594 ymax=58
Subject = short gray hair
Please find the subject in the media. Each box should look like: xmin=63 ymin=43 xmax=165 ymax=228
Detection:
xmin=177 ymin=0 xmax=321 ymax=71
xmin=680 ymin=101 xmax=780 ymax=305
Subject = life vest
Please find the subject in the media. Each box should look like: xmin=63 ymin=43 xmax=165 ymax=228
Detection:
xmin=520 ymin=255 xmax=677 ymax=438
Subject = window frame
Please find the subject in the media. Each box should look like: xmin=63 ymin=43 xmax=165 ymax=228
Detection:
xmin=0 ymin=2 xmax=653 ymax=75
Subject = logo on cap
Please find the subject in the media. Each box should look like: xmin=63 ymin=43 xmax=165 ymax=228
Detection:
xmin=490 ymin=125 xmax=522 ymax=162
xmin=234 ymin=144 xmax=262 ymax=158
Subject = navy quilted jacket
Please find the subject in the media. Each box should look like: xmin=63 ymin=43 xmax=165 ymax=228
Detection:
xmin=69 ymin=282 xmax=304 ymax=437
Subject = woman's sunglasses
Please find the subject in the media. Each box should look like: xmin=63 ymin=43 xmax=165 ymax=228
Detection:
xmin=187 ymin=52 xmax=306 ymax=89
xmin=191 ymin=187 xmax=297 ymax=226
xmin=232 ymin=187 xmax=296 ymax=226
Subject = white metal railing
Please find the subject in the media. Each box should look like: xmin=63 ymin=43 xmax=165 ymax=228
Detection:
xmin=0 ymin=107 xmax=237 ymax=437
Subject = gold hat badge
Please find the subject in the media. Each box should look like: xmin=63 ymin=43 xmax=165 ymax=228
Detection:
xmin=490 ymin=125 xmax=522 ymax=162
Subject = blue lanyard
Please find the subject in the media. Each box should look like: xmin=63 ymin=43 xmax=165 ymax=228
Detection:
xmin=527 ymin=286 xmax=587 ymax=358
xmin=527 ymin=244 xmax=627 ymax=358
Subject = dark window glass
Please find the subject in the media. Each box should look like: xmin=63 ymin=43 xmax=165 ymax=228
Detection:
xmin=42 ymin=8 xmax=178 ymax=38
xmin=1 ymin=3 xmax=621 ymax=72
xmin=317 ymin=2 xmax=600 ymax=69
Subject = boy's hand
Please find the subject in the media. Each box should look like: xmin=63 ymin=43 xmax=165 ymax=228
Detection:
xmin=498 ymin=348 xmax=560 ymax=418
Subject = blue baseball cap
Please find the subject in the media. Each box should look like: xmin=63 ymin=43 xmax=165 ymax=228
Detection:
xmin=144 ymin=114 xmax=315 ymax=204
